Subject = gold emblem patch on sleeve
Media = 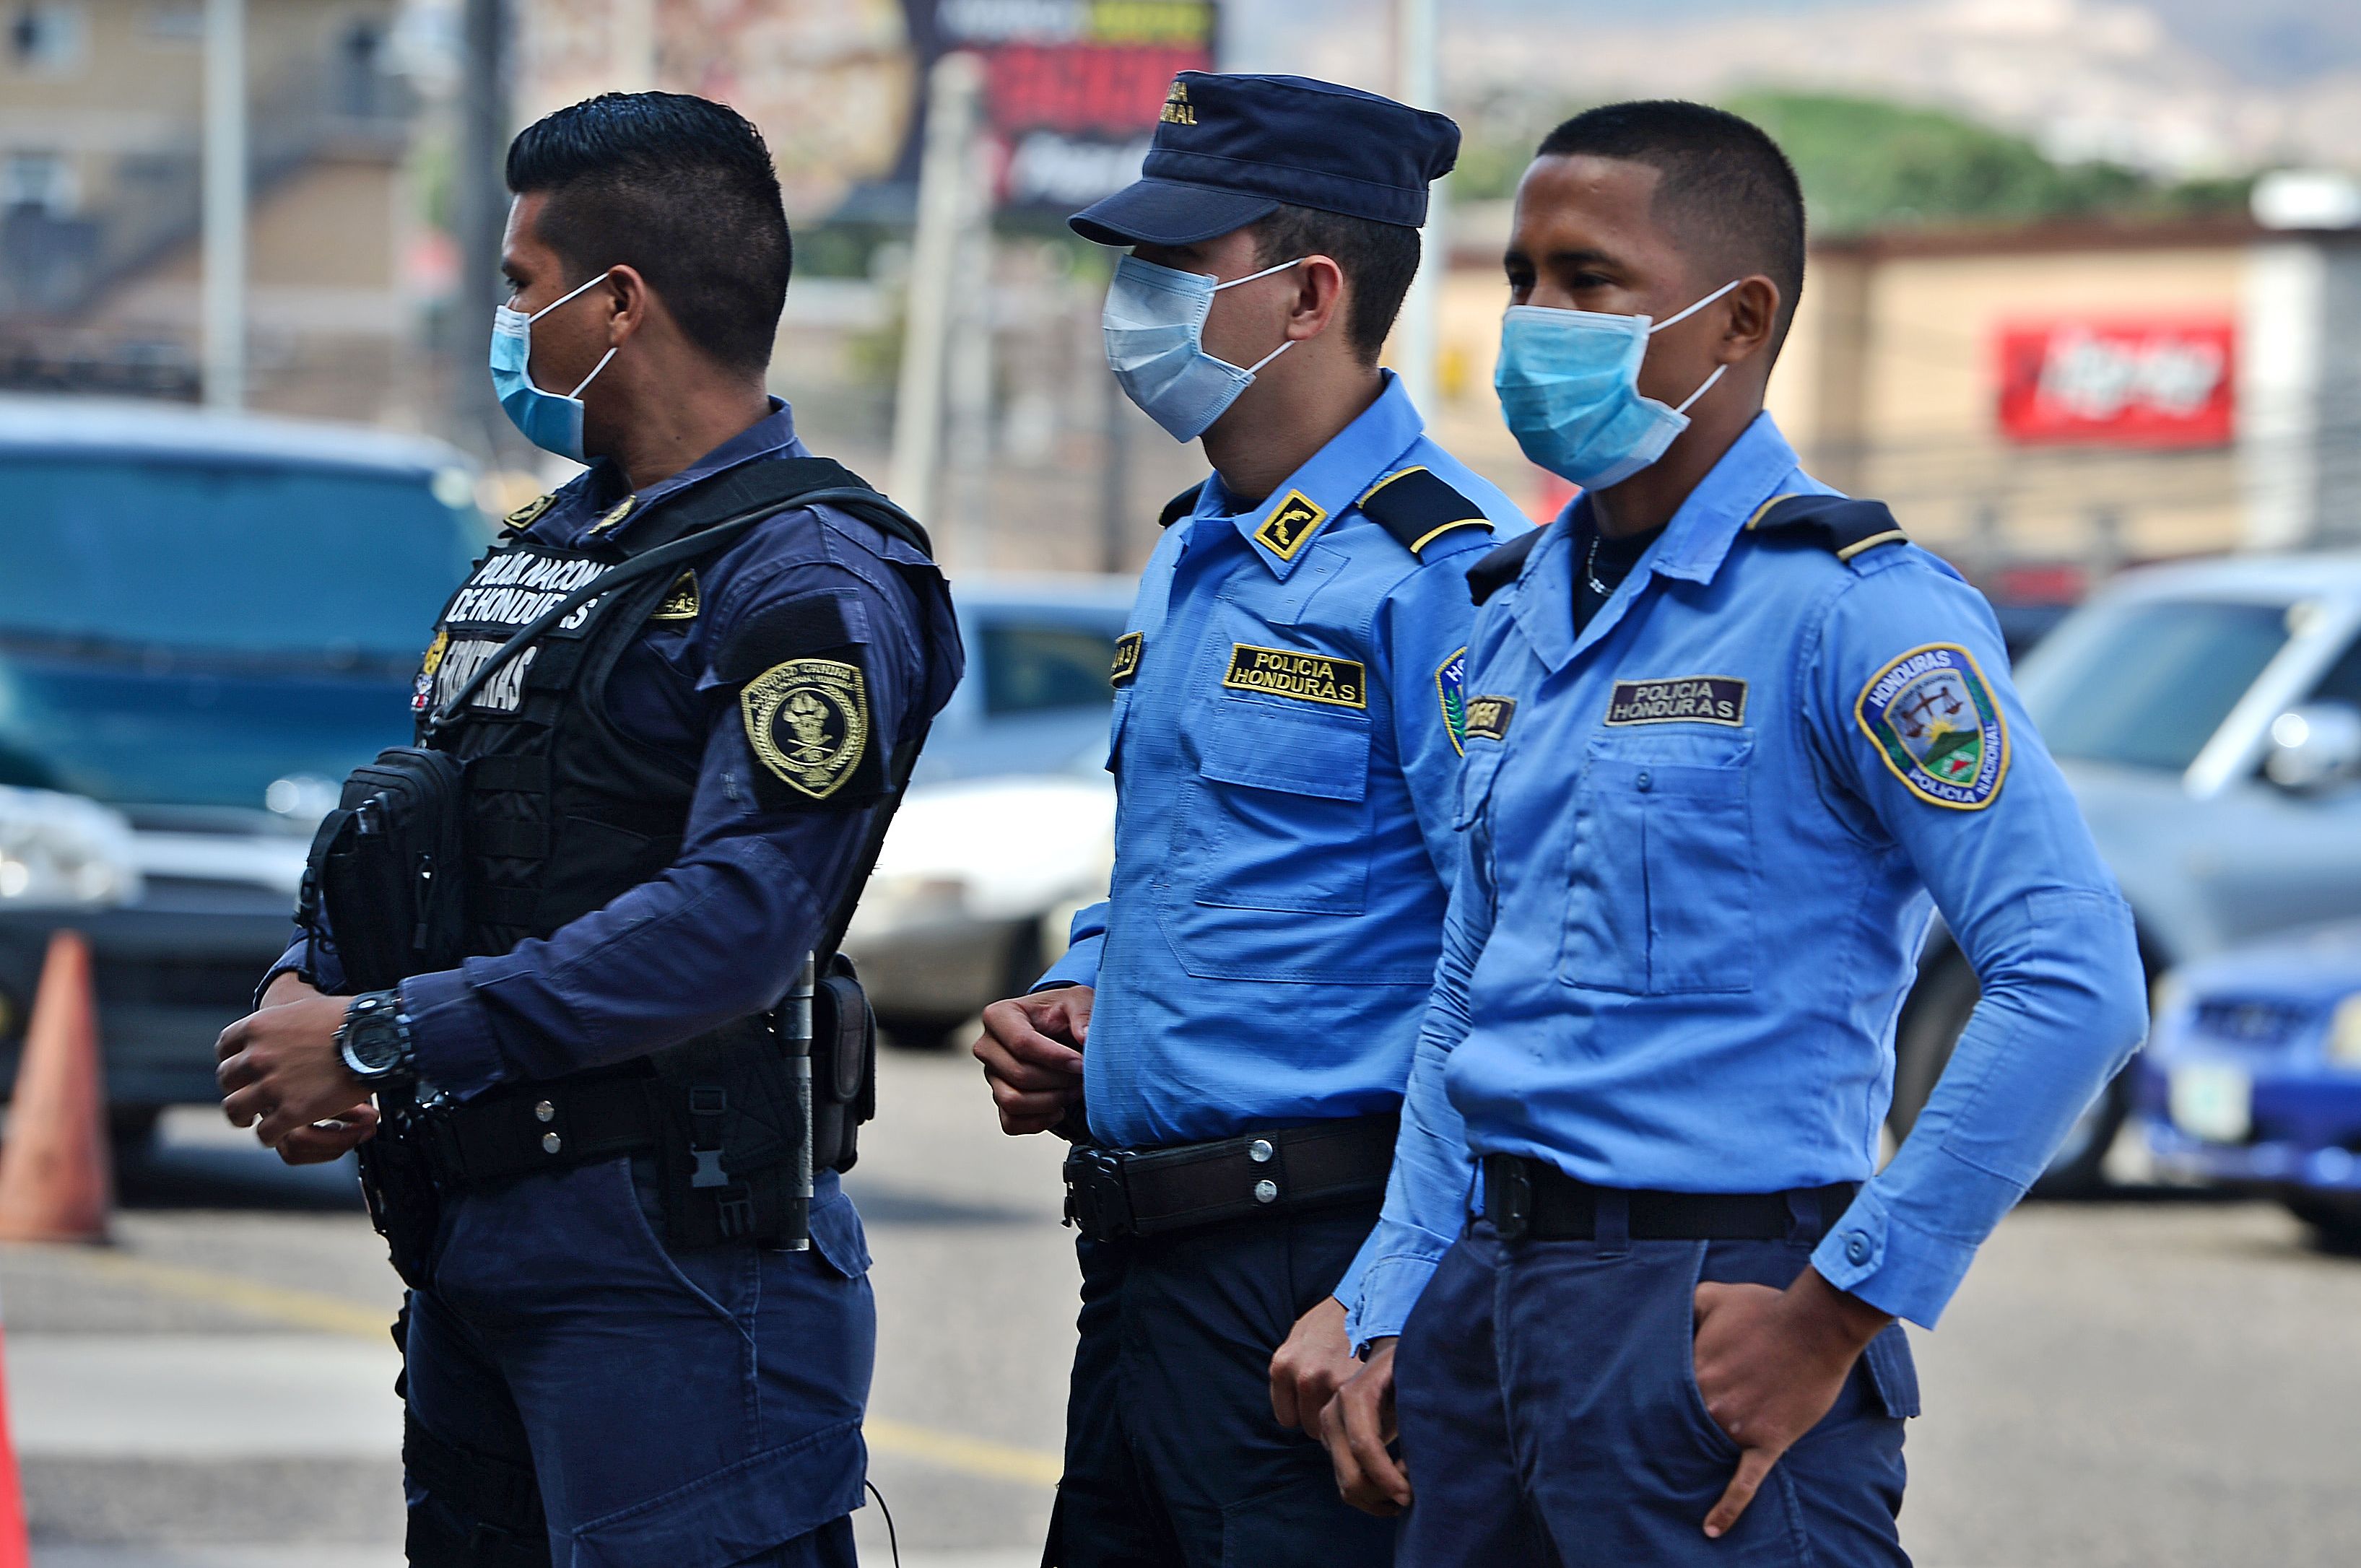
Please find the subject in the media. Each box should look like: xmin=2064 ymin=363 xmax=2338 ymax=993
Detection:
xmin=1110 ymin=631 xmax=1143 ymax=687
xmin=1252 ymin=490 xmax=1329 ymax=561
xmin=742 ymin=658 xmax=870 ymax=801
xmin=649 ymin=570 xmax=700 ymax=622
xmin=1222 ymin=643 xmax=1367 ymax=709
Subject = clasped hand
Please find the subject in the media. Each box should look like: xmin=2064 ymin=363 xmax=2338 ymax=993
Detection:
xmin=215 ymin=972 xmax=380 ymax=1164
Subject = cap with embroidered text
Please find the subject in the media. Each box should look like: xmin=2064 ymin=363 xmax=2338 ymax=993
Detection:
xmin=1069 ymin=72 xmax=1460 ymax=248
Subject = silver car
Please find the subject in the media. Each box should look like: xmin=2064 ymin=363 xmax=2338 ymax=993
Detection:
xmin=1893 ymin=554 xmax=2361 ymax=1190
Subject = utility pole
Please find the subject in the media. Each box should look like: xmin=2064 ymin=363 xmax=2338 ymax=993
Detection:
xmin=200 ymin=0 xmax=246 ymax=409
xmin=891 ymin=51 xmax=986 ymax=541
xmin=1393 ymin=0 xmax=1443 ymax=417
xmin=455 ymin=0 xmax=510 ymax=451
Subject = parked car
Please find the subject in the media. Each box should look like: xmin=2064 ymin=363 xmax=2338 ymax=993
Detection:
xmin=2131 ymin=921 xmax=2361 ymax=1247
xmin=0 ymin=394 xmax=484 ymax=1143
xmin=1891 ymin=553 xmax=2361 ymax=1193
xmin=845 ymin=574 xmax=1132 ymax=1046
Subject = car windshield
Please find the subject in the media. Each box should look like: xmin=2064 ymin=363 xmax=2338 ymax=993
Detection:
xmin=2019 ymin=597 xmax=2291 ymax=772
xmin=0 ymin=455 xmax=479 ymax=658
xmin=981 ymin=621 xmax=1120 ymax=716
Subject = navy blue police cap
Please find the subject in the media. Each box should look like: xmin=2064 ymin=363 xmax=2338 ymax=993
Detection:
xmin=1070 ymin=72 xmax=1460 ymax=246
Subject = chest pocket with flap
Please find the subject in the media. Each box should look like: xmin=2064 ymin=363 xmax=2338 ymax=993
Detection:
xmin=1181 ymin=704 xmax=1372 ymax=915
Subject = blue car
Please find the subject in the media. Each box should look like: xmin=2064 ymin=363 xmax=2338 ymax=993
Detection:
xmin=2136 ymin=923 xmax=2361 ymax=1247
xmin=0 ymin=393 xmax=484 ymax=1140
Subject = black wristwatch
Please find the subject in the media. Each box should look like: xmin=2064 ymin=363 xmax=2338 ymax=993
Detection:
xmin=336 ymin=990 xmax=417 ymax=1084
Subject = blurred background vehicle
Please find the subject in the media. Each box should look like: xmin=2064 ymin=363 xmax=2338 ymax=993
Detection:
xmin=1891 ymin=552 xmax=2361 ymax=1193
xmin=848 ymin=575 xmax=1129 ymax=1047
xmin=2134 ymin=922 xmax=2361 ymax=1249
xmin=0 ymin=393 xmax=483 ymax=1146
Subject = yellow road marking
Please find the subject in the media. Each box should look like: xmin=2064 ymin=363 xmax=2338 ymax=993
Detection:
xmin=31 ymin=1245 xmax=1063 ymax=1486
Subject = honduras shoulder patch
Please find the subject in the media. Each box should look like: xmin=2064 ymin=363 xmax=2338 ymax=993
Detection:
xmin=742 ymin=658 xmax=871 ymax=802
xmin=1435 ymin=648 xmax=1469 ymax=754
xmin=1855 ymin=643 xmax=2008 ymax=810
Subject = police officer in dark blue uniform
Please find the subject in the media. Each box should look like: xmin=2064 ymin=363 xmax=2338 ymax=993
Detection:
xmin=972 ymin=74 xmax=1527 ymax=1568
xmin=214 ymin=94 xmax=962 ymax=1567
xmin=1321 ymin=101 xmax=2149 ymax=1565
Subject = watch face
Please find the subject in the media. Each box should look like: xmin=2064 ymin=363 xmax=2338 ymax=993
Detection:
xmin=344 ymin=1008 xmax=405 ymax=1073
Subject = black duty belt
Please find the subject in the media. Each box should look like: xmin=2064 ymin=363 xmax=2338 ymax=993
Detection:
xmin=1481 ymin=1154 xmax=1858 ymax=1245
xmin=419 ymin=1071 xmax=662 ymax=1189
xmin=1063 ymin=1115 xmax=1396 ymax=1242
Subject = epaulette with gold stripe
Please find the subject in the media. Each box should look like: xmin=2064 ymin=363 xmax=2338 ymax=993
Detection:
xmin=1357 ymin=466 xmax=1495 ymax=559
xmin=1744 ymin=493 xmax=1908 ymax=562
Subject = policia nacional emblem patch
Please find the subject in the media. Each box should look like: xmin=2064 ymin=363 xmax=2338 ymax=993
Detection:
xmin=1436 ymin=647 xmax=1470 ymax=754
xmin=1856 ymin=643 xmax=2009 ymax=809
xmin=1223 ymin=644 xmax=1366 ymax=709
xmin=742 ymin=658 xmax=870 ymax=801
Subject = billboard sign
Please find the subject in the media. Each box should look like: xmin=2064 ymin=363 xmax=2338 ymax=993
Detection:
xmin=1995 ymin=319 xmax=2235 ymax=448
xmin=899 ymin=0 xmax=1220 ymax=215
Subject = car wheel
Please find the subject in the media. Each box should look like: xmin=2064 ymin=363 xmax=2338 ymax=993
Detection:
xmin=2284 ymin=1194 xmax=2361 ymax=1254
xmin=1890 ymin=947 xmax=2127 ymax=1198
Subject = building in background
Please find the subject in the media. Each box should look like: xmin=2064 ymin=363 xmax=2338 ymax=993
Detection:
xmin=0 ymin=0 xmax=413 ymax=419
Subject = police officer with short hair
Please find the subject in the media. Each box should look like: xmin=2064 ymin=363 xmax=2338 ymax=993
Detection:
xmin=214 ymin=93 xmax=961 ymax=1566
xmin=1319 ymin=101 xmax=2149 ymax=1565
xmin=971 ymin=73 xmax=1528 ymax=1568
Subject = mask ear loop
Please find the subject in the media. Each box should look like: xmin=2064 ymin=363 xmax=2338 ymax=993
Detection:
xmin=568 ymin=347 xmax=619 ymax=398
xmin=1645 ymin=276 xmax=1743 ymax=336
xmin=520 ymin=271 xmax=622 ymax=398
xmin=1673 ymin=362 xmax=1726 ymax=415
xmin=1212 ymin=256 xmax=1305 ymax=292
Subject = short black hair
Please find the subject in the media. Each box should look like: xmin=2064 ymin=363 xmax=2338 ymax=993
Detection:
xmin=506 ymin=92 xmax=791 ymax=375
xmin=1251 ymin=204 xmax=1421 ymax=367
xmin=1535 ymin=101 xmax=1806 ymax=356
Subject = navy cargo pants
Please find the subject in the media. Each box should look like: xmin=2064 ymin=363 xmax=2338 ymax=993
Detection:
xmin=401 ymin=1157 xmax=874 ymax=1567
xmin=1047 ymin=1196 xmax=1396 ymax=1568
xmin=1394 ymin=1215 xmax=1918 ymax=1568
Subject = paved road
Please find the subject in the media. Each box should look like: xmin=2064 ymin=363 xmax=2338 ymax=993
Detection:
xmin=4 ymin=1048 xmax=2358 ymax=1566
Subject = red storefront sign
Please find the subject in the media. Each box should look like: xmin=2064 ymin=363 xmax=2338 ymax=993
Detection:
xmin=1994 ymin=319 xmax=2235 ymax=447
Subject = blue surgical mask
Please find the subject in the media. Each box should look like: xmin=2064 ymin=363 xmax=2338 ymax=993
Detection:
xmin=489 ymin=271 xmax=619 ymax=462
xmin=1493 ymin=279 xmax=1740 ymax=489
xmin=1103 ymin=253 xmax=1303 ymax=442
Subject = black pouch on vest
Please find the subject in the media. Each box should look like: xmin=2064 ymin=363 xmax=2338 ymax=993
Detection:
xmin=301 ymin=746 xmax=467 ymax=993
xmin=649 ymin=1016 xmax=809 ymax=1249
xmin=811 ymin=953 xmax=877 ymax=1175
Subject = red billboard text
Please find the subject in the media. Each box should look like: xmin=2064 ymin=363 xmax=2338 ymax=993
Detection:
xmin=1995 ymin=320 xmax=2235 ymax=448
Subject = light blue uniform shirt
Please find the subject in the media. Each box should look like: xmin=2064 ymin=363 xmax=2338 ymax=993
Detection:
xmin=1038 ymin=373 xmax=1530 ymax=1173
xmin=1346 ymin=414 xmax=2147 ymax=1339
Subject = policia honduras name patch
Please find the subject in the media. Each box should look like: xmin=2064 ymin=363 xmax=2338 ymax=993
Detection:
xmin=1605 ymin=676 xmax=1747 ymax=728
xmin=1856 ymin=643 xmax=2009 ymax=810
xmin=1223 ymin=644 xmax=1366 ymax=709
xmin=742 ymin=658 xmax=871 ymax=801
xmin=1464 ymin=694 xmax=1516 ymax=743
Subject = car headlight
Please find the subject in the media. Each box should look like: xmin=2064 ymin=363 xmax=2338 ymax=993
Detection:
xmin=2328 ymin=995 xmax=2361 ymax=1070
xmin=0 ymin=786 xmax=142 ymax=910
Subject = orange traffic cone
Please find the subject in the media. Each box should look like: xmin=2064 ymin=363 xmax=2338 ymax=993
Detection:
xmin=0 ymin=1314 xmax=30 ymax=1567
xmin=0 ymin=930 xmax=113 ymax=1242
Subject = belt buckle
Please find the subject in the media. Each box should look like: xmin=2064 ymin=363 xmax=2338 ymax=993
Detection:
xmin=1061 ymin=1147 xmax=1134 ymax=1240
xmin=1490 ymin=1157 xmax=1532 ymax=1244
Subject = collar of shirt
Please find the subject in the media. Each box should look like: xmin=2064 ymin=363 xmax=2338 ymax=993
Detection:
xmin=1189 ymin=369 xmax=1426 ymax=579
xmin=1512 ymin=411 xmax=1809 ymax=671
xmin=545 ymin=398 xmax=806 ymax=547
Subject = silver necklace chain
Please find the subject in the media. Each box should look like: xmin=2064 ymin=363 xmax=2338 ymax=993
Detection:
xmin=1584 ymin=533 xmax=1614 ymax=598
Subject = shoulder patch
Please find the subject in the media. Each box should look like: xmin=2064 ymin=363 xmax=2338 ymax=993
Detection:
xmin=648 ymin=569 xmax=700 ymax=623
xmin=1357 ymin=467 xmax=1495 ymax=559
xmin=1464 ymin=694 xmax=1516 ymax=743
xmin=742 ymin=658 xmax=871 ymax=802
xmin=1253 ymin=490 xmax=1329 ymax=560
xmin=592 ymin=495 xmax=638 ymax=533
xmin=1855 ymin=643 xmax=2009 ymax=810
xmin=503 ymin=493 xmax=555 ymax=530
xmin=1747 ymin=493 xmax=1907 ymax=562
xmin=1435 ymin=647 xmax=1469 ymax=754
xmin=1468 ymin=526 xmax=1547 ymax=606
xmin=1159 ymin=482 xmax=1206 ymax=530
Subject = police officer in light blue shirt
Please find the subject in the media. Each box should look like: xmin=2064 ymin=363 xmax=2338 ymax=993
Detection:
xmin=1318 ymin=102 xmax=2149 ymax=1567
xmin=971 ymin=73 xmax=1529 ymax=1568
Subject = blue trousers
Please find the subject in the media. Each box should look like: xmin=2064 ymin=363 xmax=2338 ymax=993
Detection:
xmin=1395 ymin=1221 xmax=1917 ymax=1568
xmin=402 ymin=1156 xmax=874 ymax=1567
xmin=1047 ymin=1198 xmax=1396 ymax=1568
